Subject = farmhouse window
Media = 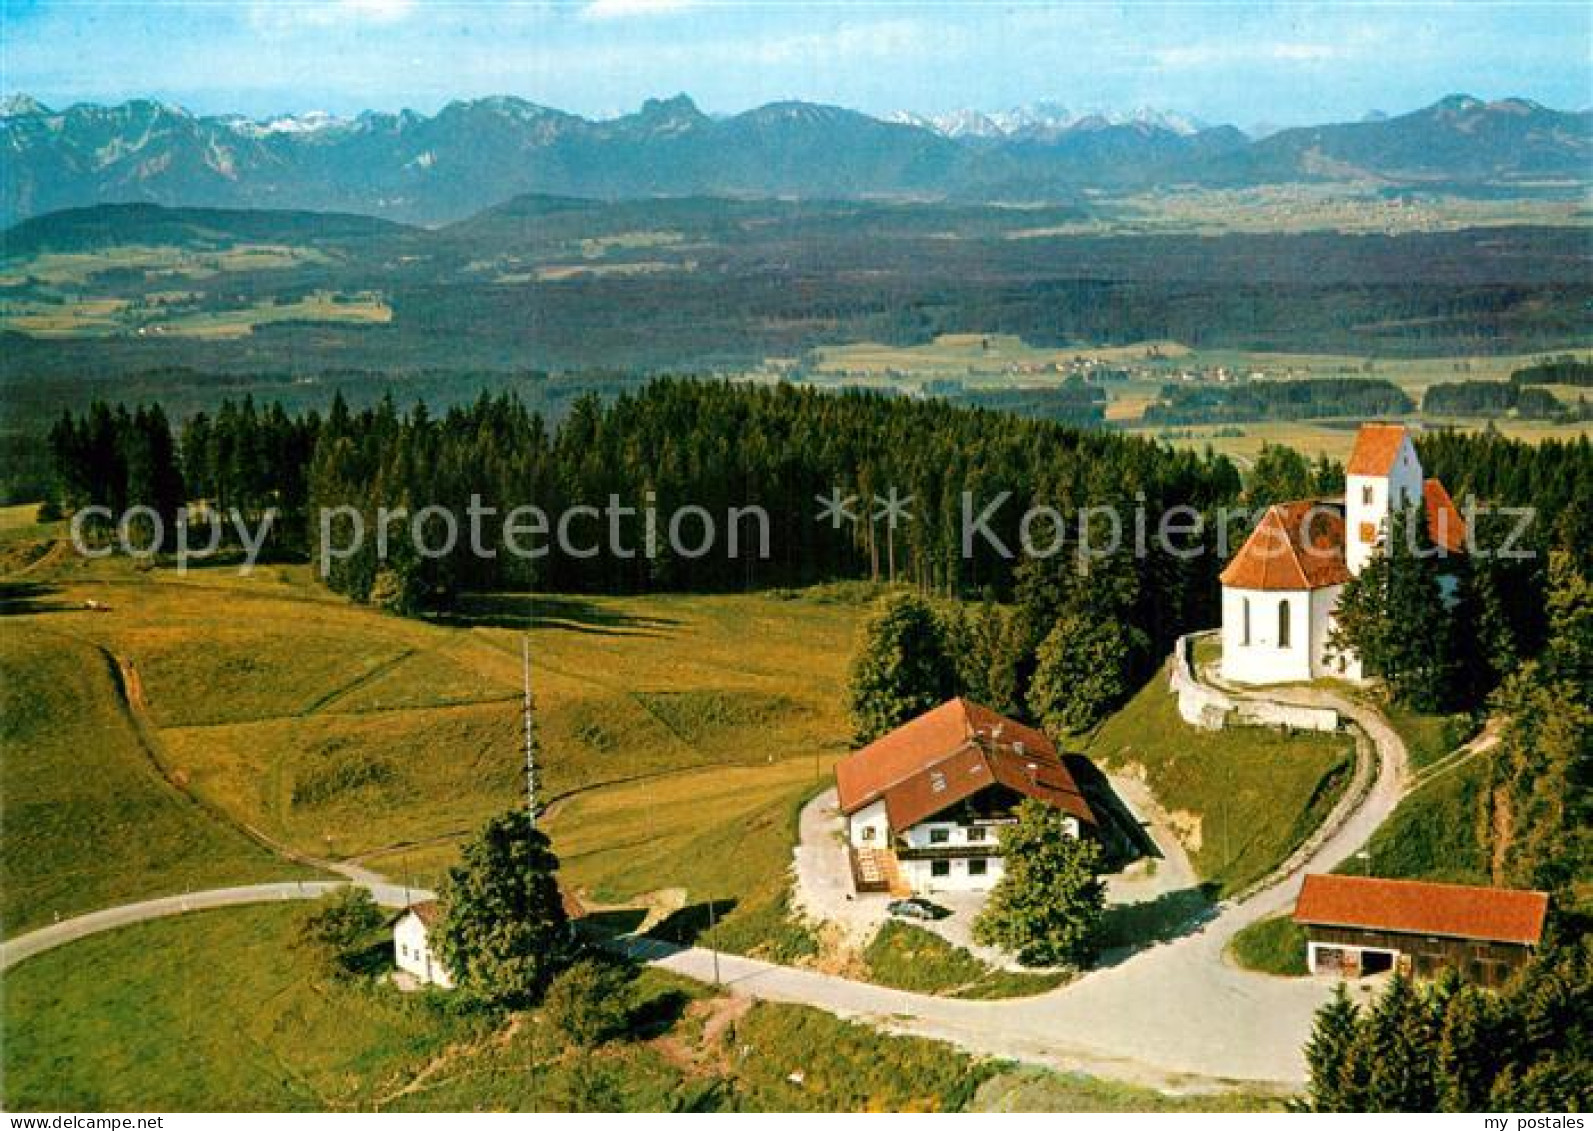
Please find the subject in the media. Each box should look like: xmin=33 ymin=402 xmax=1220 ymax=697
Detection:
xmin=931 ymin=860 xmax=950 ymax=877
xmin=967 ymin=827 xmax=987 ymax=842
xmin=929 ymin=828 xmax=950 ymax=844
xmin=968 ymin=859 xmax=989 ymax=876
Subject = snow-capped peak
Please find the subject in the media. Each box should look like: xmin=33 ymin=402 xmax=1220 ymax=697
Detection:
xmin=1 ymin=93 xmax=48 ymax=117
xmin=887 ymin=102 xmax=1209 ymax=139
xmin=228 ymin=110 xmax=351 ymax=137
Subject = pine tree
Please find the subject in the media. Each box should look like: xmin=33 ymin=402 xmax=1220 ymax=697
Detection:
xmin=1437 ymin=982 xmax=1502 ymax=1112
xmin=1331 ymin=503 xmax=1459 ymax=710
xmin=1245 ymin=442 xmax=1314 ymax=506
xmin=1305 ymin=983 xmax=1364 ymax=1112
xmin=1543 ymin=550 xmax=1593 ymax=696
xmin=1362 ymin=974 xmax=1438 ymax=1112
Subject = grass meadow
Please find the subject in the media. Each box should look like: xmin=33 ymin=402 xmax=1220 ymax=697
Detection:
xmin=2 ymin=903 xmax=1008 ymax=1112
xmin=0 ymin=624 xmax=315 ymax=935
xmin=798 ymin=334 xmax=1591 ymax=465
xmin=1082 ymin=675 xmax=1355 ymax=896
xmin=0 ymin=540 xmax=859 ymax=945
xmin=1227 ymin=914 xmax=1310 ymax=977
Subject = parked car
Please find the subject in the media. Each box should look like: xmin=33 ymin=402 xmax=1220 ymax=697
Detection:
xmin=886 ymin=897 xmax=946 ymax=921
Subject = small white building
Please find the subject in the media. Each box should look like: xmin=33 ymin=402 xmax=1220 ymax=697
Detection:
xmin=834 ymin=698 xmax=1098 ymax=896
xmin=392 ymin=901 xmax=454 ymax=988
xmin=1219 ymin=423 xmax=1466 ymax=687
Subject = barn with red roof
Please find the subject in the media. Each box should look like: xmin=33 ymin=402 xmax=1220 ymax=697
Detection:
xmin=1293 ymin=874 xmax=1548 ymax=986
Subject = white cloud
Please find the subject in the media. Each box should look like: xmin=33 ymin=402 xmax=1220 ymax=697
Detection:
xmin=1153 ymin=41 xmax=1349 ymax=69
xmin=341 ymin=0 xmax=417 ymax=22
xmin=582 ymin=0 xmax=699 ymax=20
xmin=248 ymin=0 xmax=416 ymax=33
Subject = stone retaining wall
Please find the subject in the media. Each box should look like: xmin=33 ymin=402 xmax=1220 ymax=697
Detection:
xmin=1169 ymin=631 xmax=1341 ymax=733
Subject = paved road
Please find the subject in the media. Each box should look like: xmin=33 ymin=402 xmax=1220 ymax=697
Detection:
xmin=754 ymin=678 xmax=1407 ymax=1090
xmin=2 ymin=673 xmax=1409 ymax=1092
xmin=0 ymin=881 xmax=424 ymax=972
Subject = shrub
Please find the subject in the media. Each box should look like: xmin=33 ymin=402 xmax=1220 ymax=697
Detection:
xmin=543 ymin=959 xmax=636 ymax=1049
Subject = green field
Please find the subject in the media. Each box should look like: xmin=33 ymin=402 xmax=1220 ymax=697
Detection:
xmin=1378 ymin=702 xmax=1475 ymax=772
xmin=1083 ymin=676 xmax=1355 ymax=896
xmin=792 ymin=334 xmax=1592 ymax=464
xmin=972 ymin=1066 xmax=1282 ymax=1113
xmin=0 ymin=290 xmax=390 ymax=339
xmin=1 ymin=904 xmax=1002 ymax=1112
xmin=0 ymin=242 xmax=334 ymax=288
xmin=1350 ymin=755 xmax=1493 ymax=886
xmin=0 ymin=624 xmax=315 ymax=935
xmin=0 ymin=547 xmax=859 ymax=943
xmin=1227 ymin=914 xmax=1310 ymax=977
xmin=2 ymin=903 xmax=1282 ymax=1112
xmin=860 ymin=922 xmax=1070 ymax=999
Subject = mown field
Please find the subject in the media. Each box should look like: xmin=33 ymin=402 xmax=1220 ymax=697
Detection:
xmin=0 ymin=537 xmax=860 ymax=944
xmin=0 ymin=620 xmax=315 ymax=935
xmin=796 ymin=335 xmax=1591 ymax=464
xmin=1082 ymin=675 xmax=1355 ymax=896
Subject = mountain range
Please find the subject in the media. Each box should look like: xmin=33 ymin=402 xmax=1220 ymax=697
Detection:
xmin=3 ymin=92 xmax=1587 ymax=226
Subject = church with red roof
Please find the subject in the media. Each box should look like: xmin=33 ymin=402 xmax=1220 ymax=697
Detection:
xmin=1218 ymin=423 xmax=1466 ymax=685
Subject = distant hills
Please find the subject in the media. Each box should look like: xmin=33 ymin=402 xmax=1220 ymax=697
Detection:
xmin=2 ymin=92 xmax=1588 ymax=225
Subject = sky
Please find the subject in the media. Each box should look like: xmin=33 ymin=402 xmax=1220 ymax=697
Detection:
xmin=3 ymin=1 xmax=1590 ymax=128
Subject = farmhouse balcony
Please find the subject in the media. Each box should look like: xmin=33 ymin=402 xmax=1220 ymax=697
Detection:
xmin=893 ymin=843 xmax=1005 ymax=862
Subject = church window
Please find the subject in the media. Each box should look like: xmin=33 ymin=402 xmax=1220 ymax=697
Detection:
xmin=1241 ymin=598 xmax=1251 ymax=645
xmin=1361 ymin=484 xmax=1374 ymax=506
xmin=1278 ymin=600 xmax=1291 ymax=648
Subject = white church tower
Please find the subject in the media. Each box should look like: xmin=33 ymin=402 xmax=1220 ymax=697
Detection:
xmin=1217 ymin=422 xmax=1466 ymax=688
xmin=1344 ymin=424 xmax=1424 ymax=576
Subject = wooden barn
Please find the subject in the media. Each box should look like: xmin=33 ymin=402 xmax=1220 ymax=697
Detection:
xmin=1293 ymin=874 xmax=1549 ymax=987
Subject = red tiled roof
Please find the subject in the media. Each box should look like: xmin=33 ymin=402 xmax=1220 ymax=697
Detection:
xmin=836 ymin=698 xmax=1095 ymax=829
xmin=1219 ymin=501 xmax=1351 ymax=591
xmin=403 ymin=900 xmax=443 ymax=928
xmin=1293 ymin=874 xmax=1548 ymax=946
xmin=1423 ymin=478 xmax=1468 ymax=553
xmin=1346 ymin=423 xmax=1411 ymax=476
xmin=836 ymin=698 xmax=1052 ymax=811
xmin=399 ymin=888 xmax=584 ymax=929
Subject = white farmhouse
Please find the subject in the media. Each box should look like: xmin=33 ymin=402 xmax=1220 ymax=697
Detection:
xmin=392 ymin=901 xmax=454 ymax=988
xmin=1219 ymin=423 xmax=1466 ymax=686
xmin=834 ymin=698 xmax=1098 ymax=896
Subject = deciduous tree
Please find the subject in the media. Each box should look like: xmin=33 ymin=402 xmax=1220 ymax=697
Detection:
xmin=434 ymin=808 xmax=570 ymax=1006
xmin=1027 ymin=611 xmax=1145 ymax=736
xmin=973 ymin=799 xmax=1104 ymax=967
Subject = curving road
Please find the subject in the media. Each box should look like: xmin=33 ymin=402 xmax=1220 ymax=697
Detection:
xmin=1 ymin=672 xmax=1410 ymax=1093
xmin=0 ymin=881 xmax=423 ymax=972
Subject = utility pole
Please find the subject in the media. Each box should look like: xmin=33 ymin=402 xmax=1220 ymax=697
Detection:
xmin=707 ymin=896 xmax=721 ymax=986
